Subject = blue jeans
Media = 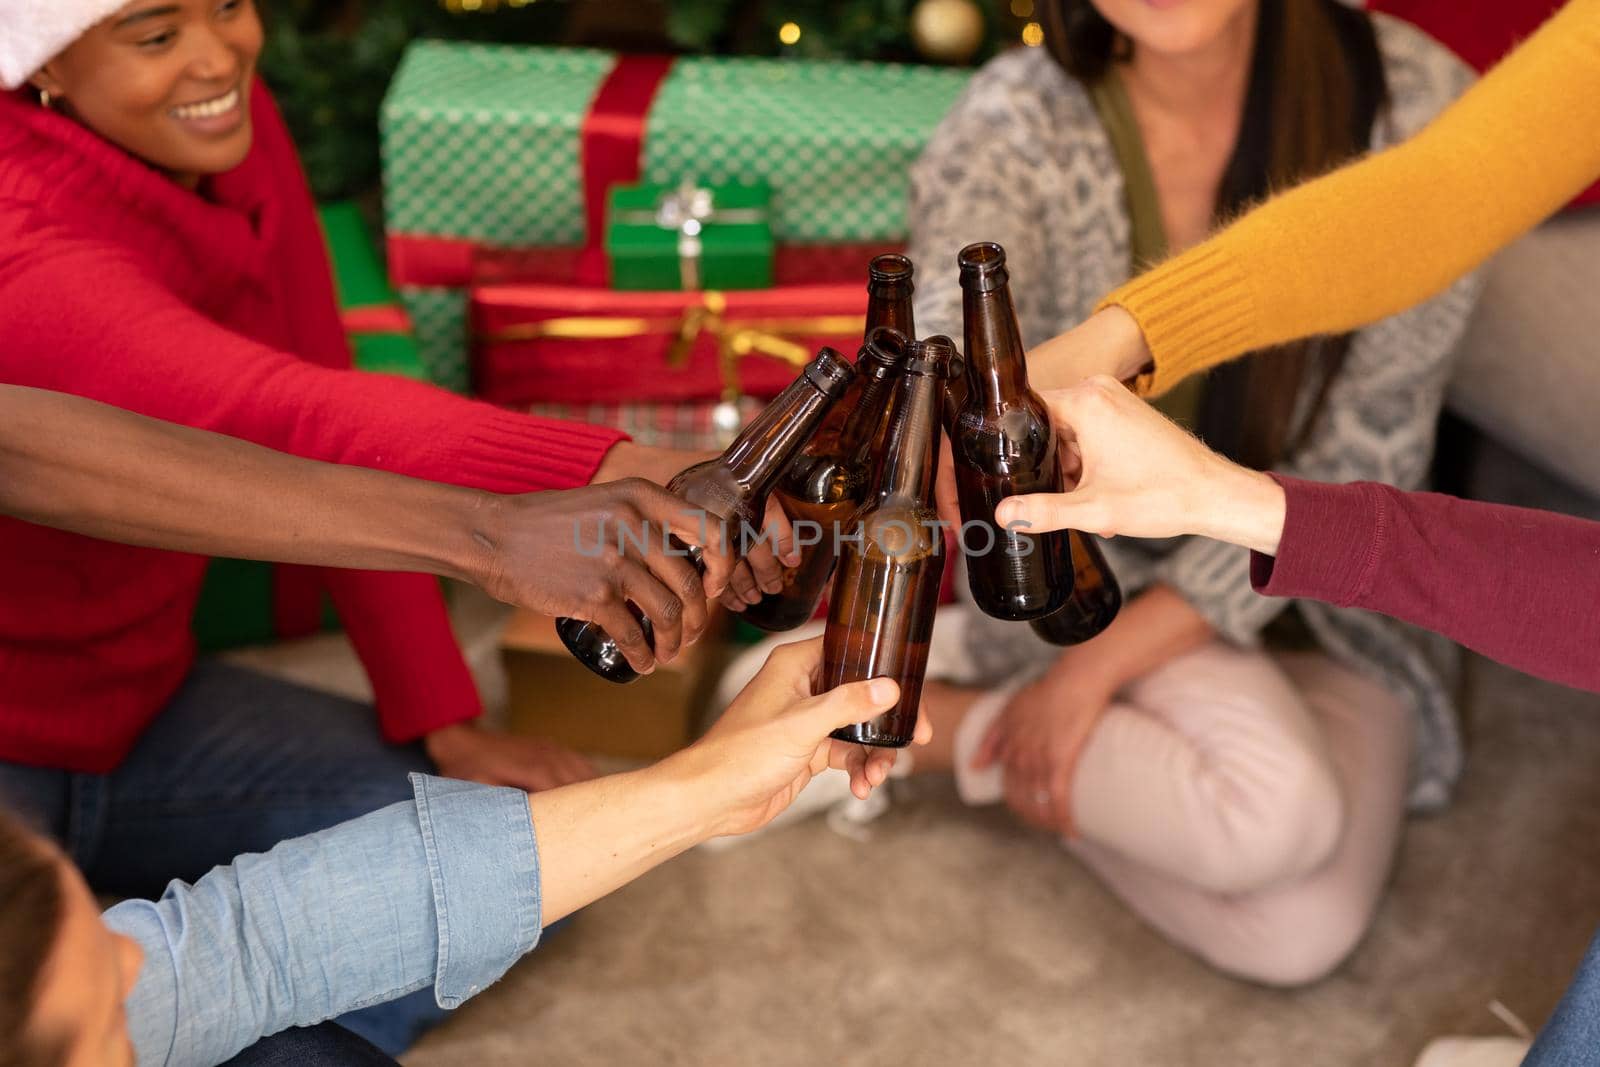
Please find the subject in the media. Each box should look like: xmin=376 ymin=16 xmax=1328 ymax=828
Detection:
xmin=1525 ymin=926 xmax=1600 ymax=1066
xmin=0 ymin=659 xmax=445 ymax=1055
xmin=221 ymin=1021 xmax=400 ymax=1066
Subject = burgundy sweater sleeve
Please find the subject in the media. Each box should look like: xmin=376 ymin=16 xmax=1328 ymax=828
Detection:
xmin=1251 ymin=475 xmax=1600 ymax=693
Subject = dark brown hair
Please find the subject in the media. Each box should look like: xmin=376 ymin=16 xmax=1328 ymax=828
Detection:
xmin=0 ymin=810 xmax=66 ymax=1067
xmin=1043 ymin=0 xmax=1388 ymax=468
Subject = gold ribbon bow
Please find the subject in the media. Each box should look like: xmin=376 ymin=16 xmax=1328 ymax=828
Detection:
xmin=480 ymin=291 xmax=864 ymax=400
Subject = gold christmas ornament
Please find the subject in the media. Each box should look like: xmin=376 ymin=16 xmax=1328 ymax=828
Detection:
xmin=910 ymin=0 xmax=985 ymax=64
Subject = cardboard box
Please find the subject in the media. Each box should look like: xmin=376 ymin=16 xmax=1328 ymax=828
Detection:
xmin=501 ymin=609 xmax=733 ymax=761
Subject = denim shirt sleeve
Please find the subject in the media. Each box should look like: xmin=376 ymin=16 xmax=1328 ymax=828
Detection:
xmin=111 ymin=773 xmax=541 ymax=1067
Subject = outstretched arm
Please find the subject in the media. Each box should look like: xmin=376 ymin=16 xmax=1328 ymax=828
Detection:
xmin=112 ymin=638 xmax=916 ymax=1067
xmin=0 ymin=384 xmax=485 ymax=578
xmin=0 ymin=384 xmax=743 ymax=675
xmin=1030 ymin=0 xmax=1600 ymax=396
xmin=1003 ymin=378 xmax=1600 ymax=694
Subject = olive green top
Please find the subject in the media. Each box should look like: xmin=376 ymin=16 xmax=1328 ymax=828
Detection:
xmin=1089 ymin=71 xmax=1316 ymax=652
xmin=1086 ymin=69 xmax=1205 ymax=429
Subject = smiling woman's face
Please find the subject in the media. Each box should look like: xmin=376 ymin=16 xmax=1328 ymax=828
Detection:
xmin=1088 ymin=0 xmax=1257 ymax=61
xmin=30 ymin=0 xmax=263 ymax=186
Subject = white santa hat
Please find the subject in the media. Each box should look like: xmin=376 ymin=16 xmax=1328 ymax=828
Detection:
xmin=0 ymin=0 xmax=129 ymax=90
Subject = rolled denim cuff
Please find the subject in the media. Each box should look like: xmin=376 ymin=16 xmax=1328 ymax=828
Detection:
xmin=410 ymin=773 xmax=542 ymax=1008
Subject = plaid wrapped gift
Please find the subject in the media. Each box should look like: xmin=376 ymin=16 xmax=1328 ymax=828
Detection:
xmin=523 ymin=397 xmax=768 ymax=452
xmin=381 ymin=43 xmax=968 ymax=389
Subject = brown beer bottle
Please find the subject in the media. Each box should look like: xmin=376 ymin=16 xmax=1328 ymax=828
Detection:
xmin=812 ymin=254 xmax=915 ymax=443
xmin=741 ymin=328 xmax=908 ymax=632
xmin=1028 ymin=531 xmax=1124 ymax=645
xmin=557 ymin=348 xmax=856 ymax=683
xmin=864 ymin=252 xmax=915 ymax=337
xmin=741 ymin=254 xmax=917 ymax=630
xmin=950 ymin=241 xmax=1074 ymax=621
xmin=822 ymin=336 xmax=954 ymax=748
xmin=941 ymin=353 xmax=969 ymax=441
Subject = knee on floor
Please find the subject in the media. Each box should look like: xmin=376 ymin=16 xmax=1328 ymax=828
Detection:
xmin=1200 ymin=881 xmax=1378 ymax=989
xmin=1182 ymin=754 xmax=1345 ymax=896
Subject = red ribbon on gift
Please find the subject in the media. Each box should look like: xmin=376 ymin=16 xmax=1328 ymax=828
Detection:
xmin=388 ymin=55 xmax=676 ymax=289
xmin=383 ymin=53 xmax=920 ymax=290
xmin=575 ymin=54 xmax=676 ymax=285
xmin=383 ymin=239 xmax=910 ymax=290
xmin=340 ymin=304 xmax=413 ymax=335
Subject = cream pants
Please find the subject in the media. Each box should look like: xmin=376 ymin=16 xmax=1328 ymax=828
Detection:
xmin=955 ymin=642 xmax=1414 ymax=988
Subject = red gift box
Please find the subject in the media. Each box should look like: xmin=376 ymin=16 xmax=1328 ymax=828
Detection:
xmin=463 ymin=243 xmax=907 ymax=291
xmin=471 ymin=283 xmax=869 ymax=408
xmin=474 ymin=280 xmax=964 ymax=611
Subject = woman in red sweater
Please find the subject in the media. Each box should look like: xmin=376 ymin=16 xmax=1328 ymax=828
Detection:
xmin=0 ymin=2 xmax=772 ymax=1049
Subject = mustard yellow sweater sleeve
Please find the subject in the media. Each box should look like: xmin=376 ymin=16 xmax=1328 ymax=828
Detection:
xmin=1104 ymin=0 xmax=1600 ymax=396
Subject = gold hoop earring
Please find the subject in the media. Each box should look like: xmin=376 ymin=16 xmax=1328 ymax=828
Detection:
xmin=39 ymin=88 xmax=53 ymax=109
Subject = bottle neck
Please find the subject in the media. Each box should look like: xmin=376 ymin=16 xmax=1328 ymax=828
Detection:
xmin=865 ymin=282 xmax=914 ymax=339
xmin=836 ymin=368 xmax=900 ymax=458
xmin=875 ymin=370 xmax=942 ymax=504
xmin=961 ymin=284 xmax=1031 ymax=408
xmin=722 ymin=375 xmax=839 ymax=497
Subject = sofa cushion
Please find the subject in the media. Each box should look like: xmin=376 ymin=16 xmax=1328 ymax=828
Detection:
xmin=1447 ymin=208 xmax=1600 ymax=498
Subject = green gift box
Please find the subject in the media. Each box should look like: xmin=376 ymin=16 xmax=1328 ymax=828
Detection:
xmin=638 ymin=56 xmax=969 ymax=243
xmin=320 ymin=201 xmax=429 ymax=380
xmin=381 ymin=43 xmax=970 ymax=388
xmin=382 ymin=43 xmax=968 ymax=246
xmin=605 ymin=181 xmax=773 ymax=291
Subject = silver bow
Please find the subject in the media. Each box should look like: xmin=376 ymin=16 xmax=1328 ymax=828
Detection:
xmin=657 ymin=180 xmax=713 ymax=290
xmin=616 ymin=179 xmax=767 ymax=290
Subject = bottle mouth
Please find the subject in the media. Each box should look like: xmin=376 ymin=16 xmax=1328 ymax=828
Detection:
xmin=906 ymin=335 xmax=959 ymax=378
xmin=860 ymin=326 xmax=910 ymax=371
xmin=868 ymin=253 xmax=915 ymax=286
xmin=957 ymin=241 xmax=1009 ymax=292
xmin=805 ymin=346 xmax=858 ymax=398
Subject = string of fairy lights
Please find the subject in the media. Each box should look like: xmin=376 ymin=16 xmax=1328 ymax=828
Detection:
xmin=1011 ymin=0 xmax=1045 ymax=48
xmin=438 ymin=0 xmax=535 ymax=10
xmin=435 ymin=0 xmax=1047 ymax=52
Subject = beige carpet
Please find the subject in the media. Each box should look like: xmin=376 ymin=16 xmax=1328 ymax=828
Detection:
xmin=398 ymin=654 xmax=1600 ymax=1067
